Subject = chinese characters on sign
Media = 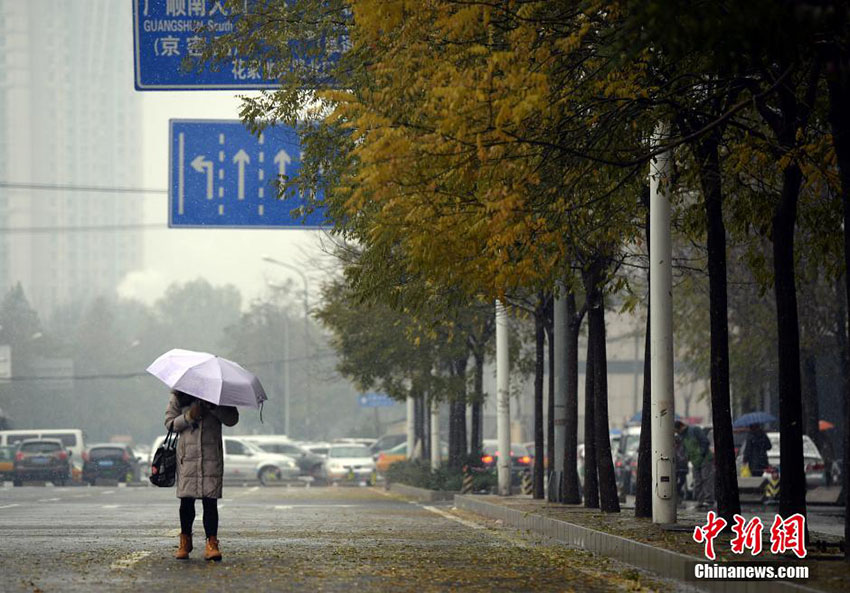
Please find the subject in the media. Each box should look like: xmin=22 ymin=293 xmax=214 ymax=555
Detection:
xmin=693 ymin=512 xmax=808 ymax=561
xmin=133 ymin=0 xmax=348 ymax=90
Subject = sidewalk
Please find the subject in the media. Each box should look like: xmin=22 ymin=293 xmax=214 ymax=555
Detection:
xmin=453 ymin=494 xmax=845 ymax=593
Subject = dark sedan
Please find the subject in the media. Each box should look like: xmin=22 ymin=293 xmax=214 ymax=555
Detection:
xmin=481 ymin=440 xmax=533 ymax=484
xmin=13 ymin=439 xmax=72 ymax=486
xmin=82 ymin=444 xmax=140 ymax=484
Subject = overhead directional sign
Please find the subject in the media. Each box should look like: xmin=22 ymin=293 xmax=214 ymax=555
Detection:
xmin=132 ymin=0 xmax=345 ymax=90
xmin=169 ymin=119 xmax=326 ymax=228
xmin=358 ymin=393 xmax=396 ymax=408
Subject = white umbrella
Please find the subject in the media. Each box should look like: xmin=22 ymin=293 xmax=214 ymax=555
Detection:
xmin=147 ymin=349 xmax=268 ymax=409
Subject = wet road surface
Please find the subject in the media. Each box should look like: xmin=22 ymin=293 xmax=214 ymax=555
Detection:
xmin=0 ymin=484 xmax=686 ymax=592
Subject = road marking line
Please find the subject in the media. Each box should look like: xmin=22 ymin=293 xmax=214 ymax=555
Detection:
xmin=275 ymin=505 xmax=293 ymax=510
xmin=73 ymin=494 xmax=90 ymax=498
xmin=102 ymin=504 xmax=120 ymax=509
xmin=249 ymin=486 xmax=259 ymax=492
xmin=421 ymin=505 xmax=485 ymax=530
xmin=165 ymin=528 xmax=181 ymax=537
xmin=110 ymin=551 xmax=151 ymax=570
xmin=0 ymin=504 xmax=20 ymax=509
xmin=102 ymin=490 xmax=115 ymax=495
xmin=38 ymin=498 xmax=60 ymax=502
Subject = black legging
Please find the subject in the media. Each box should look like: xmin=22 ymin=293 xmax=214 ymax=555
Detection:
xmin=179 ymin=497 xmax=218 ymax=538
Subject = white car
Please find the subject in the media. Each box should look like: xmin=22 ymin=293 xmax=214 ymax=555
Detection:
xmin=322 ymin=444 xmax=376 ymax=484
xmin=149 ymin=435 xmax=299 ymax=485
xmin=222 ymin=437 xmax=299 ymax=484
xmin=735 ymin=431 xmax=825 ymax=488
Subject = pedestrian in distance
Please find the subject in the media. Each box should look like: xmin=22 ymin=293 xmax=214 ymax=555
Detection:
xmin=164 ymin=389 xmax=239 ymax=561
xmin=742 ymin=423 xmax=772 ymax=477
xmin=674 ymin=420 xmax=715 ymax=509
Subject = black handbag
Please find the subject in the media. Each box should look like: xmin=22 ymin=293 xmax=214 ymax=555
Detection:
xmin=149 ymin=427 xmax=178 ymax=487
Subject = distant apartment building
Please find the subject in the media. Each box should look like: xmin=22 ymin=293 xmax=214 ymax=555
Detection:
xmin=0 ymin=0 xmax=143 ymax=317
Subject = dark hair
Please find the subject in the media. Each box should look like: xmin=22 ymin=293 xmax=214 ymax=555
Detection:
xmin=173 ymin=390 xmax=197 ymax=408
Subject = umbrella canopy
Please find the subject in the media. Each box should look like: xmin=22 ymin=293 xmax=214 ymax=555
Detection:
xmin=732 ymin=411 xmax=776 ymax=428
xmin=147 ymin=349 xmax=268 ymax=409
xmin=819 ymin=420 xmax=835 ymax=431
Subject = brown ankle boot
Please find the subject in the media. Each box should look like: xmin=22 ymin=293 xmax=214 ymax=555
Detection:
xmin=204 ymin=536 xmax=222 ymax=562
xmin=175 ymin=533 xmax=192 ymax=560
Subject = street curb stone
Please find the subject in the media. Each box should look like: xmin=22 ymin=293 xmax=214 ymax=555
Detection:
xmin=454 ymin=495 xmax=823 ymax=593
xmin=389 ymin=483 xmax=459 ymax=502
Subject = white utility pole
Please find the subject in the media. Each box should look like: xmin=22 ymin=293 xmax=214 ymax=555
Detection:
xmin=650 ymin=122 xmax=676 ymax=524
xmin=430 ymin=399 xmax=440 ymax=469
xmin=406 ymin=395 xmax=416 ymax=460
xmin=496 ymin=300 xmax=511 ymax=496
xmin=552 ymin=286 xmax=568 ymax=500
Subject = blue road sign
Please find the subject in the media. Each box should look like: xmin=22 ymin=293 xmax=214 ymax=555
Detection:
xmin=133 ymin=1 xmax=345 ymax=90
xmin=358 ymin=393 xmax=396 ymax=408
xmin=133 ymin=0 xmax=279 ymax=90
xmin=169 ymin=119 xmax=326 ymax=228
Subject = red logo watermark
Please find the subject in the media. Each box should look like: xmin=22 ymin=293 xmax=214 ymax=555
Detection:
xmin=693 ymin=512 xmax=807 ymax=560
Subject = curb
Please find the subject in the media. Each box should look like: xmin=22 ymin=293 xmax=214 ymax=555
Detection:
xmin=454 ymin=495 xmax=822 ymax=593
xmin=388 ymin=483 xmax=458 ymax=502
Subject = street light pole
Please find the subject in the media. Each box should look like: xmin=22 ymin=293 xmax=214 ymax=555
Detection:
xmin=262 ymin=255 xmax=312 ymax=437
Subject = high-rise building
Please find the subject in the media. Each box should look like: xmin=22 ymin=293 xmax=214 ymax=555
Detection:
xmin=0 ymin=0 xmax=143 ymax=317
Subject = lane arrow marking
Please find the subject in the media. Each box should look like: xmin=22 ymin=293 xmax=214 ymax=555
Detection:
xmin=191 ymin=155 xmax=214 ymax=199
xmin=274 ymin=149 xmax=291 ymax=178
xmin=233 ymin=149 xmax=250 ymax=200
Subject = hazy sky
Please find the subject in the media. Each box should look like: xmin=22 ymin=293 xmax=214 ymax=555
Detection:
xmin=118 ymin=91 xmax=333 ymax=309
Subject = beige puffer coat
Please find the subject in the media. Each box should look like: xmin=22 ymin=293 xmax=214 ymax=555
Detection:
xmin=164 ymin=393 xmax=239 ymax=499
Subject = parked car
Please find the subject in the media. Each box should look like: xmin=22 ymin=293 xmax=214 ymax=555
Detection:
xmin=735 ymin=431 xmax=825 ymax=488
xmin=1 ymin=429 xmax=85 ymax=482
xmin=222 ymin=437 xmax=300 ymax=485
xmin=148 ymin=434 xmax=299 ymax=485
xmin=370 ymin=434 xmax=406 ymax=456
xmin=241 ymin=436 xmax=325 ymax=478
xmin=481 ymin=440 xmax=532 ymax=484
xmin=333 ymin=437 xmax=378 ymax=449
xmin=375 ymin=441 xmax=449 ymax=474
xmin=322 ymin=444 xmax=377 ymax=484
xmin=13 ymin=438 xmax=72 ymax=486
xmin=82 ymin=444 xmax=141 ymax=484
xmin=0 ymin=444 xmax=15 ymax=481
xmin=301 ymin=441 xmax=332 ymax=457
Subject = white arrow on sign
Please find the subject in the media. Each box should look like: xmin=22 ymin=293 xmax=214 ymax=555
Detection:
xmin=232 ymin=149 xmax=250 ymax=200
xmin=274 ymin=149 xmax=291 ymax=178
xmin=191 ymin=155 xmax=214 ymax=199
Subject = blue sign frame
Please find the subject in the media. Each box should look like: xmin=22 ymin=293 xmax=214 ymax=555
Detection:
xmin=133 ymin=0 xmax=280 ymax=90
xmin=168 ymin=119 xmax=326 ymax=228
xmin=358 ymin=393 xmax=396 ymax=408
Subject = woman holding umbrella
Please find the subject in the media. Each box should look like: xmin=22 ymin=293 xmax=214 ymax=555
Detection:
xmin=148 ymin=349 xmax=268 ymax=561
xmin=165 ymin=390 xmax=238 ymax=561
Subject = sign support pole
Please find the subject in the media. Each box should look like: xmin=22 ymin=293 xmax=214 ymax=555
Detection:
xmin=650 ymin=121 xmax=676 ymax=524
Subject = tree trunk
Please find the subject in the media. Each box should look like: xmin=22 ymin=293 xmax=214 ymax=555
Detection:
xmin=423 ymin=393 xmax=432 ymax=463
xmin=471 ymin=349 xmax=485 ymax=458
xmin=533 ymin=293 xmax=546 ymax=498
xmin=825 ymin=45 xmax=850 ymax=556
xmin=583 ymin=303 xmax=599 ymax=509
xmin=635 ymin=188 xmax=653 ymax=518
xmin=773 ymin=161 xmax=807 ymax=522
xmin=586 ymin=261 xmax=620 ymax=512
xmin=563 ymin=292 xmax=583 ymax=504
xmin=635 ymin=304 xmax=653 ymax=518
xmin=697 ymin=136 xmax=741 ymax=523
xmin=413 ymin=394 xmax=426 ymax=459
xmin=801 ymin=351 xmax=822 ymax=452
xmin=545 ymin=305 xmax=556 ymax=497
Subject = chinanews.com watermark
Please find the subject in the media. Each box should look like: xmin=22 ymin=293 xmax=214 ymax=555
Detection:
xmin=688 ymin=511 xmax=811 ymax=582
